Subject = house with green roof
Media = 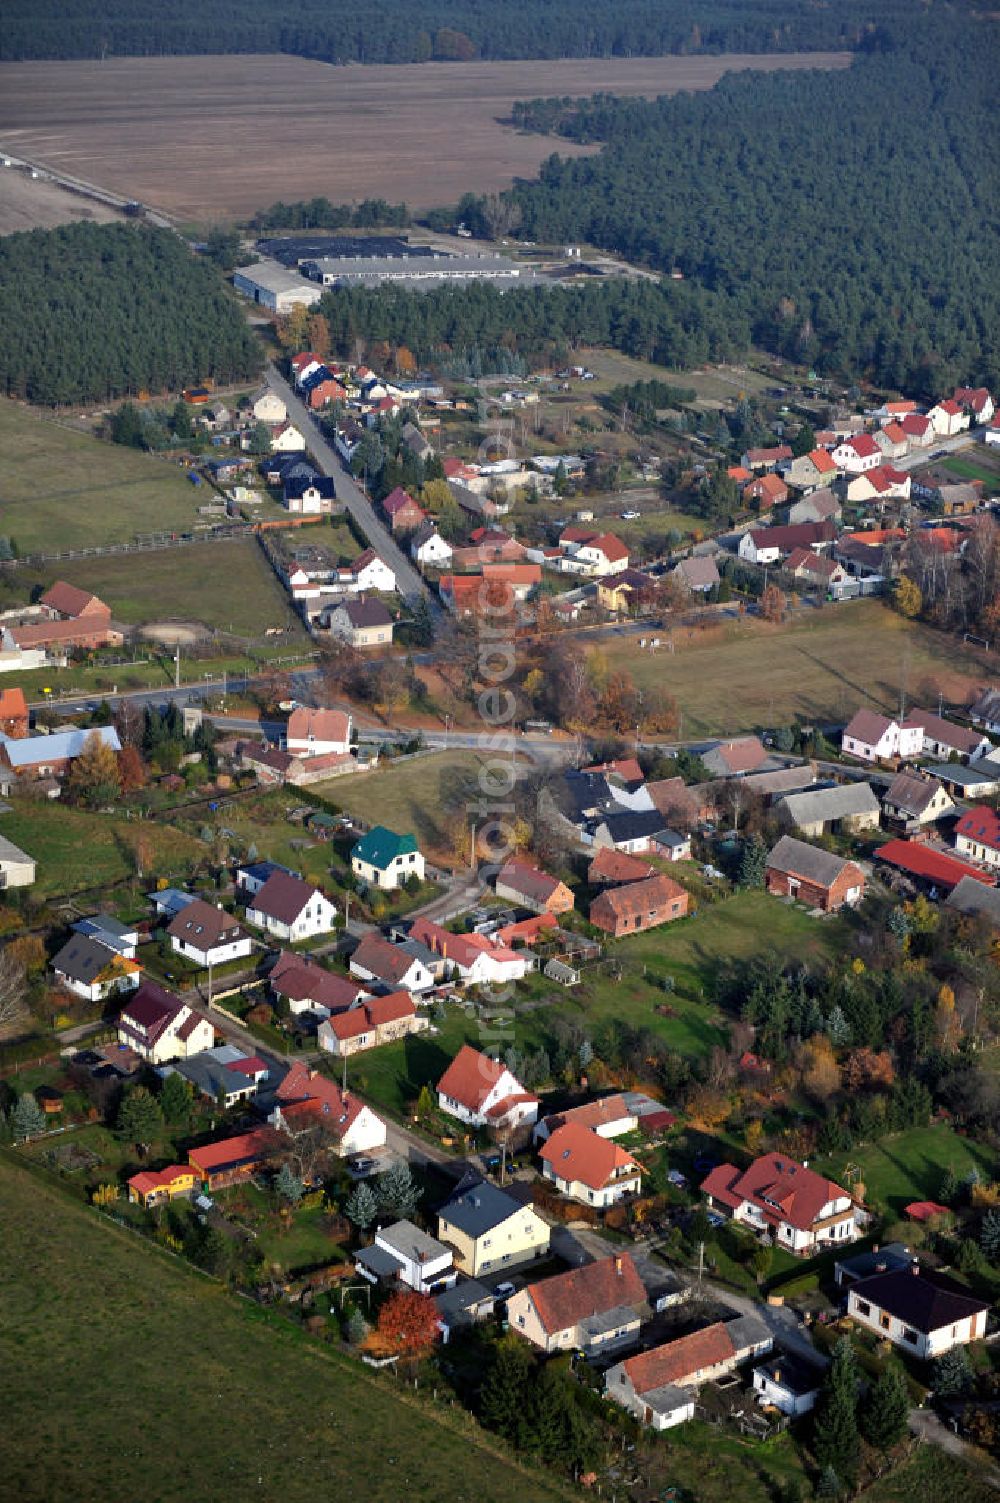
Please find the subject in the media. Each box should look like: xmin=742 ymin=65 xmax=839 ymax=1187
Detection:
xmin=351 ymin=825 xmax=425 ymax=891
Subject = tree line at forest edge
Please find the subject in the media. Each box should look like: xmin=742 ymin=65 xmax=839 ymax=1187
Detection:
xmin=316 ymin=20 xmax=999 ymax=398
xmin=0 ymin=222 xmax=262 ymax=406
xmin=1 ymin=0 xmax=929 ymax=65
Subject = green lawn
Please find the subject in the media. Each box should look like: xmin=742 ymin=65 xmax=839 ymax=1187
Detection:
xmin=863 ymin=1443 xmax=999 ymax=1503
xmin=602 ymin=597 xmax=993 ymax=738
xmin=1 ymin=801 xmax=206 ymax=898
xmin=318 ymin=750 xmax=489 ymax=859
xmin=0 ymin=399 xmax=212 ymax=554
xmin=351 ymin=893 xmax=845 ymax=1118
xmin=0 ymin=1154 xmax=572 ymax=1503
xmin=938 ymin=454 xmax=1000 ymax=484
xmin=534 ymin=891 xmax=846 ymax=1054
xmin=11 ymin=537 xmax=305 ymax=636
xmin=812 ymin=1124 xmax=996 ymax=1221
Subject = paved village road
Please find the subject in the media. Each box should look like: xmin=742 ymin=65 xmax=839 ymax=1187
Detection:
xmin=265 ymin=363 xmax=433 ymax=607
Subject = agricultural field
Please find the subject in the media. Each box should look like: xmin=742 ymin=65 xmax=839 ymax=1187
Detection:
xmin=812 ymin=1124 xmax=997 ymax=1223
xmin=0 ymin=399 xmax=210 ymax=555
xmin=0 ymin=801 xmax=206 ymax=898
xmin=599 ymin=598 xmax=994 ymax=739
xmin=0 ymin=1155 xmax=573 ymax=1503
xmin=316 ymin=749 xmax=489 ymax=859
xmin=13 ymin=537 xmax=305 ymax=637
xmin=0 ymin=52 xmax=847 ymax=222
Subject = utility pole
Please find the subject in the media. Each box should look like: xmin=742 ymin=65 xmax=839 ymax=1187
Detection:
xmin=697 ymin=1239 xmax=705 ymax=1285
xmin=175 ymin=645 xmax=181 ymax=689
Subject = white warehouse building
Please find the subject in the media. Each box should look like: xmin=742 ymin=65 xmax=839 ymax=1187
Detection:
xmin=233 ymin=259 xmax=323 ymax=314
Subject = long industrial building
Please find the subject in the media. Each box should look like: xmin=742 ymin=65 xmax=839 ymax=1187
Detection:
xmin=300 ymin=251 xmax=525 ymax=288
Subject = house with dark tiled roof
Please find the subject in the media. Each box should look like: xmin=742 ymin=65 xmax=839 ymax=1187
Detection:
xmin=606 ymin=1317 xmax=772 ymax=1430
xmin=506 ymin=1252 xmax=649 ymax=1354
xmin=539 ymin=1122 xmax=642 ymax=1207
xmin=738 ymin=521 xmax=836 ymax=566
xmin=946 ymin=875 xmax=1000 ymax=926
xmin=702 ymin=1152 xmax=859 ymax=1255
xmin=167 ymin=898 xmax=253 ymax=968
xmin=325 ymin=596 xmax=394 ymax=648
xmin=787 ymin=486 xmax=842 ymax=527
xmin=765 ymin=835 xmax=865 ymax=912
xmin=495 ymin=855 xmax=574 ymax=915
xmin=882 ymin=770 xmax=954 ymax=830
xmin=348 ymin=931 xmax=435 ymax=994
xmin=436 ymin=1044 xmax=538 ymax=1130
xmin=245 ymin=872 xmax=337 ymax=943
xmin=437 ymin=1176 xmax=550 ymax=1276
xmin=268 ymin=949 xmax=368 ymax=1017
xmin=846 ymin=1265 xmax=988 ymax=1358
xmin=906 ymin=709 xmax=990 ymax=763
xmin=118 ymin=981 xmax=214 ymax=1065
xmin=52 ymin=932 xmax=141 ymax=1003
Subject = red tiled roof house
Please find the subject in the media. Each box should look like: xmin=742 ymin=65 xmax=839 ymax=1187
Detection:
xmin=702 ymin=1152 xmax=859 ymax=1255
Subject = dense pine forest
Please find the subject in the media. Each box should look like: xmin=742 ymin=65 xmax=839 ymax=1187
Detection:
xmin=0 ymin=224 xmax=262 ymax=405
xmin=321 ymin=23 xmax=999 ymax=395
xmin=1 ymin=0 xmax=925 ymax=65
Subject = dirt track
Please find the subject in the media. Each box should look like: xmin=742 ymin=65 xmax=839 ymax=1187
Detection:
xmin=0 ymin=51 xmax=851 ymax=222
xmin=0 ymin=169 xmax=121 ymax=234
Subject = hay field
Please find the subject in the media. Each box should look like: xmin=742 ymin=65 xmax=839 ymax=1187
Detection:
xmin=599 ymin=599 xmax=993 ymax=738
xmin=0 ymin=51 xmax=849 ymax=221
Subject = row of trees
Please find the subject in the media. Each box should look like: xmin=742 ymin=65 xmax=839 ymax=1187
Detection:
xmin=0 ymin=223 xmax=262 ymax=405
xmin=1 ymin=0 xmax=913 ymax=65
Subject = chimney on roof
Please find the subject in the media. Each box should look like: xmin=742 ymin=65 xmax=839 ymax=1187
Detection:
xmin=615 ymin=1255 xmax=623 ymax=1276
xmin=911 ymin=1259 xmax=920 ymax=1275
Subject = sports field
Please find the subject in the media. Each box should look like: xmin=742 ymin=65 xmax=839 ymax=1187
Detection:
xmin=0 ymin=51 xmax=849 ymax=221
xmin=599 ymin=599 xmax=993 ymax=738
xmin=0 ymin=1155 xmax=571 ymax=1503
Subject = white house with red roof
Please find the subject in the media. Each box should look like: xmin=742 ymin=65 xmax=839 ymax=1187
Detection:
xmin=340 ymin=548 xmax=397 ymax=595
xmin=954 ymin=387 xmax=994 ymax=426
xmin=831 ymin=433 xmax=882 ymax=474
xmin=118 ymin=981 xmax=214 ymax=1065
xmin=845 ymin=465 xmax=911 ymax=504
xmin=873 ymin=423 xmax=909 ymax=461
xmin=539 ymin=1122 xmax=642 ymax=1207
xmin=702 ymin=1153 xmax=859 ymax=1255
xmin=899 ymin=413 xmax=934 ymax=447
xmin=286 ymin=706 xmax=351 ymax=757
xmin=573 ymin=533 xmax=630 ymax=576
xmin=927 ymin=398 xmax=971 ymax=437
xmin=954 ymin=805 xmax=1000 ymax=870
xmin=409 ymin=917 xmax=529 ymax=986
xmin=317 ymin=991 xmax=426 ymax=1057
xmin=436 ymin=1044 xmax=539 ymax=1129
xmin=268 ymin=1062 xmax=387 ymax=1155
xmin=841 ymin=709 xmax=923 ymax=764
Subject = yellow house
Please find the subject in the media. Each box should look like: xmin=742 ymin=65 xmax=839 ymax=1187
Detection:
xmin=127 ymin=1165 xmax=197 ymax=1208
xmin=597 ymin=569 xmax=656 ymax=615
xmin=437 ymin=1179 xmax=550 ymax=1277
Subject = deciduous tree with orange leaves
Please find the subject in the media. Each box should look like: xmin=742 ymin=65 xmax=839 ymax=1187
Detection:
xmin=376 ymin=1290 xmax=439 ymax=1354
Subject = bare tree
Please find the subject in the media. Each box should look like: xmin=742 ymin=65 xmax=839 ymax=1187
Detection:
xmin=0 ymin=949 xmax=27 ymax=1031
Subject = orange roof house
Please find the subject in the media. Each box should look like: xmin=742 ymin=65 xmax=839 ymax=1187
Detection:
xmin=589 ymin=873 xmax=688 ymax=937
xmin=0 ymin=687 xmax=29 ymax=739
xmin=539 ymin=1122 xmax=643 ymax=1205
xmin=127 ymin=1164 xmax=197 ymax=1207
